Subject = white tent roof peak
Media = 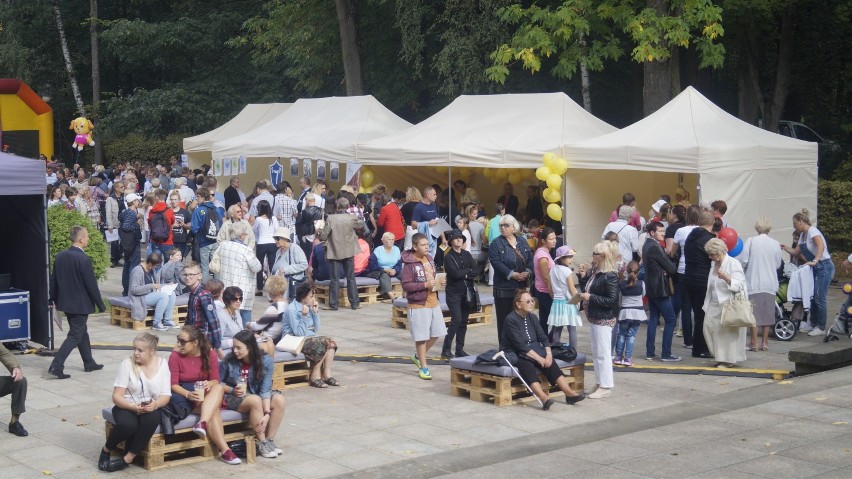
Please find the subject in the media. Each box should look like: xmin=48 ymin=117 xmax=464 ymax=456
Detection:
xmin=183 ymin=103 xmax=291 ymax=153
xmin=356 ymin=92 xmax=617 ymax=168
xmin=212 ymin=95 xmax=412 ymax=161
xmin=565 ymin=86 xmax=817 ymax=173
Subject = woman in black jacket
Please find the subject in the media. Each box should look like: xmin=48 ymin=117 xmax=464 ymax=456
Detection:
xmin=578 ymin=241 xmax=619 ymax=399
xmin=488 ymin=214 xmax=533 ymax=343
xmin=501 ymin=290 xmax=585 ymax=410
xmin=642 ymin=221 xmax=680 ymax=362
xmin=442 ymin=229 xmax=477 ymax=358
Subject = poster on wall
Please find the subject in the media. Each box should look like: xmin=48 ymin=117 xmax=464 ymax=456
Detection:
xmin=290 ymin=158 xmax=299 ymax=177
xmin=223 ymin=157 xmax=231 ymax=176
xmin=317 ymin=160 xmax=326 ymax=181
xmin=345 ymin=162 xmax=361 ymax=184
xmin=303 ymin=158 xmax=312 ymax=178
xmin=269 ymin=160 xmax=284 ymax=187
xmin=330 ymin=161 xmax=339 ymax=183
xmin=180 ymin=154 xmax=188 ymax=168
xmin=232 ymin=158 xmax=239 ymax=175
xmin=213 ymin=158 xmax=223 ymax=176
xmin=239 ymin=156 xmax=246 ymax=174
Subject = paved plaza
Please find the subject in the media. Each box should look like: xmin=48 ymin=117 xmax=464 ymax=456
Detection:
xmin=0 ymin=266 xmax=849 ymax=478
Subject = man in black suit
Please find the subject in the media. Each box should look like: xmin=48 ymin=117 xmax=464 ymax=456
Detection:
xmin=48 ymin=226 xmax=106 ymax=379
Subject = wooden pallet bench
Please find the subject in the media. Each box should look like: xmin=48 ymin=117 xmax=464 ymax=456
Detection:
xmin=448 ymin=354 xmax=586 ymax=406
xmin=390 ymin=292 xmax=494 ymax=329
xmin=102 ymin=408 xmax=256 ymax=470
xmin=314 ymin=277 xmax=402 ymax=307
xmin=108 ymin=295 xmax=189 ymax=330
xmin=272 ymin=351 xmax=311 ymax=390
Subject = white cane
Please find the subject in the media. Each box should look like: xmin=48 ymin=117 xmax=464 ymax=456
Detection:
xmin=492 ymin=350 xmax=543 ymax=407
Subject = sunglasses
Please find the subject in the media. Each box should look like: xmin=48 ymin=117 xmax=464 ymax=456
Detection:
xmin=592 ymin=252 xmax=603 ymax=256
xmin=232 ymin=297 xmax=243 ymax=302
xmin=176 ymin=337 xmax=193 ymax=346
xmin=519 ymin=299 xmax=535 ymax=304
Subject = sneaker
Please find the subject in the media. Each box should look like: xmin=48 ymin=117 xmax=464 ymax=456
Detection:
xmin=675 ymin=328 xmax=683 ymax=337
xmin=645 ymin=355 xmax=656 ymax=361
xmin=257 ymin=440 xmax=278 ymax=458
xmin=622 ymin=359 xmax=634 ymax=367
xmin=192 ymin=421 xmax=207 ymax=438
xmin=164 ymin=321 xmax=179 ymax=329
xmin=588 ymin=388 xmax=612 ymax=399
xmin=152 ymin=324 xmax=169 ymax=332
xmin=683 ymin=344 xmax=693 ymax=349
xmin=267 ymin=439 xmax=283 ymax=455
xmin=798 ymin=322 xmax=813 ymax=332
xmin=418 ymin=368 xmax=432 ymax=380
xmin=613 ymin=358 xmax=624 ymax=366
xmin=219 ymin=449 xmax=241 ymax=465
xmin=410 ymin=353 xmax=421 ymax=369
xmin=808 ymin=327 xmax=825 ymax=336
xmin=661 ymin=355 xmax=682 ymax=362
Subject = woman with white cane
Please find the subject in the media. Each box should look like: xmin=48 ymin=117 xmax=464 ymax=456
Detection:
xmin=500 ymin=290 xmax=585 ymax=410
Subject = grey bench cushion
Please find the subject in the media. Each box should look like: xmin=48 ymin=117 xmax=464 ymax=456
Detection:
xmin=449 ymin=353 xmax=586 ymax=377
xmin=392 ymin=292 xmax=495 ymax=311
xmin=102 ymin=406 xmax=246 ymax=433
xmin=219 ymin=349 xmax=305 ymax=363
xmin=313 ymin=280 xmax=346 ymax=287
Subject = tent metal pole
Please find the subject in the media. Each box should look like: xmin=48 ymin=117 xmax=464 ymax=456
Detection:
xmin=44 ymin=194 xmax=53 ymax=350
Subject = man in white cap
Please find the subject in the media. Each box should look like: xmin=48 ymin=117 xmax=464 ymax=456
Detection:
xmin=271 ymin=227 xmax=308 ymax=300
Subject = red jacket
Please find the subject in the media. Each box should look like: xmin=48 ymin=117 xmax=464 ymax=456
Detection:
xmin=148 ymin=201 xmax=175 ymax=245
xmin=377 ymin=202 xmax=405 ymax=242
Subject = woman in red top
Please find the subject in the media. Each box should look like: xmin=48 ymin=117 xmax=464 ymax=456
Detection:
xmin=377 ymin=190 xmax=406 ymax=251
xmin=168 ymin=325 xmax=240 ymax=465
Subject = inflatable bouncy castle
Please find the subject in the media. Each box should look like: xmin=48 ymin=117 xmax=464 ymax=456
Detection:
xmin=0 ymin=79 xmax=54 ymax=159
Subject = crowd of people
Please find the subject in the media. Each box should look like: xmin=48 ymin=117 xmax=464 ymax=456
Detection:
xmin=28 ymin=158 xmax=844 ymax=469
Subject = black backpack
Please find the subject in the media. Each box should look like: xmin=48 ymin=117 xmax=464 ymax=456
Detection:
xmin=150 ymin=210 xmax=170 ymax=242
xmin=200 ymin=205 xmax=219 ymax=241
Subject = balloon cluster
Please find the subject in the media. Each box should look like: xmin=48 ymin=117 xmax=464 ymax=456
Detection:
xmin=537 ymin=153 xmax=568 ymax=221
xmin=482 ymin=167 xmax=528 ymax=185
xmin=718 ymin=227 xmax=744 ymax=256
xmin=844 ymin=283 xmax=852 ymax=315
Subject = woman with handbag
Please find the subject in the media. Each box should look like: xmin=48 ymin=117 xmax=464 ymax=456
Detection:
xmin=99 ymin=333 xmax=171 ymax=472
xmin=501 ymin=290 xmax=585 ymax=410
xmin=287 ymin=282 xmax=340 ymax=388
xmin=488 ymin=214 xmax=533 ymax=343
xmin=578 ymin=241 xmax=620 ymax=399
xmin=442 ymin=229 xmax=478 ymax=358
xmin=702 ymin=238 xmax=748 ymax=368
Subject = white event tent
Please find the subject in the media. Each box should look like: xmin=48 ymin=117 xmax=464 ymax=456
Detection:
xmin=183 ymin=103 xmax=291 ymax=166
xmin=562 ymin=86 xmax=818 ymax=259
xmin=356 ymin=92 xmax=617 ymax=168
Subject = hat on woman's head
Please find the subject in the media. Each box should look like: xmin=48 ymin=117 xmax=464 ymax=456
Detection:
xmin=125 ymin=193 xmax=141 ymax=204
xmin=447 ymin=229 xmax=466 ymax=243
xmin=554 ymin=245 xmax=576 ymax=262
xmin=272 ymin=227 xmax=292 ymax=241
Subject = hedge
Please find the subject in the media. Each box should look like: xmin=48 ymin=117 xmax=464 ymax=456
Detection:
xmin=818 ymin=180 xmax=852 ymax=254
xmin=47 ymin=205 xmax=109 ymax=280
xmin=102 ymin=133 xmax=186 ymax=166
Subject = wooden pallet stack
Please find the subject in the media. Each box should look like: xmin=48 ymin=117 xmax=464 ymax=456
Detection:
xmin=314 ymin=281 xmax=403 ymax=307
xmin=272 ymin=359 xmax=311 ymax=390
xmin=449 ymin=363 xmax=584 ymax=406
xmin=391 ymin=303 xmax=493 ymax=329
xmin=109 ymin=304 xmax=188 ymax=330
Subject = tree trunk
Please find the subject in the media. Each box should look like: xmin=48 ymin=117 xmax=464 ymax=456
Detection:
xmin=52 ymin=0 xmax=85 ymax=115
xmin=642 ymin=0 xmax=672 ymax=116
xmin=763 ymin=1 xmax=794 ymax=133
xmin=334 ymin=0 xmax=365 ymax=95
xmin=579 ymin=33 xmax=592 ymax=112
xmin=90 ymin=0 xmax=102 ymax=164
xmin=669 ymin=46 xmax=681 ymax=97
xmin=736 ymin=26 xmax=763 ymax=125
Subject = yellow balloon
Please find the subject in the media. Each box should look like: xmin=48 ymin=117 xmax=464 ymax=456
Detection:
xmin=547 ymin=203 xmax=563 ymax=221
xmin=508 ymin=171 xmax=524 ymax=185
xmin=535 ymin=166 xmax=552 ymax=181
xmin=546 ymin=173 xmax=562 ymax=190
xmin=483 ymin=168 xmax=494 ymax=178
xmin=361 ymin=170 xmax=374 ymax=188
xmin=542 ymin=153 xmax=557 ymax=169
xmin=543 ymin=187 xmax=561 ymax=203
xmin=494 ymin=169 xmax=509 ymax=181
xmin=551 ymin=157 xmax=569 ymax=175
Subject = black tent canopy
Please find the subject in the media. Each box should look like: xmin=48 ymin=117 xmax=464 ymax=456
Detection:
xmin=0 ymin=152 xmax=51 ymax=348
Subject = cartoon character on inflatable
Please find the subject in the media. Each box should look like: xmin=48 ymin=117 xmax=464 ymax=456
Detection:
xmin=69 ymin=117 xmax=95 ymax=151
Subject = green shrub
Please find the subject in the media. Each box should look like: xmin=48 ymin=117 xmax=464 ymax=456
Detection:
xmin=818 ymin=180 xmax=852 ymax=253
xmin=102 ymin=133 xmax=186 ymax=166
xmin=47 ymin=205 xmax=109 ymax=280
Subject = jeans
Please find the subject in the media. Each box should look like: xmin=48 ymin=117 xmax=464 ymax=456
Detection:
xmin=199 ymin=242 xmax=217 ymax=283
xmin=811 ymin=259 xmax=835 ymax=329
xmin=615 ymin=320 xmax=640 ymax=360
xmin=647 ymin=296 xmax=677 ymax=358
xmin=329 ymin=257 xmax=357 ymax=309
xmin=256 ymin=243 xmax=278 ymax=290
xmin=144 ymin=291 xmax=176 ymax=326
xmin=239 ymin=309 xmax=253 ymax=327
xmin=110 ymin=239 xmax=122 ymax=265
xmin=122 ymin=243 xmax=141 ymax=296
xmin=150 ymin=242 xmax=173 ymax=260
xmin=534 ymin=288 xmax=553 ymax=334
xmin=50 ymin=313 xmax=97 ymax=372
xmin=676 ymin=274 xmax=693 ymax=346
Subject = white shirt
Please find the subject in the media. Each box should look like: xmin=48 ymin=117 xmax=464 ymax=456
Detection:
xmin=253 ymin=216 xmax=279 ymax=245
xmin=549 ymin=264 xmax=575 ymax=300
xmin=799 ymin=226 xmax=830 ymax=261
xmin=468 ymin=221 xmax=485 ymax=256
xmin=249 ymin=191 xmax=275 ymax=218
xmin=674 ymin=225 xmax=698 ymax=274
xmin=739 ymin=234 xmax=782 ymax=295
xmin=113 ymin=357 xmax=171 ymax=404
xmin=601 ymin=220 xmax=639 ymax=263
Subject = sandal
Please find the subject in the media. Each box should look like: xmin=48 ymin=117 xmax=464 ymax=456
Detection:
xmin=760 ymin=346 xmax=769 ymax=351
xmin=310 ymin=379 xmax=328 ymax=388
xmin=746 ymin=346 xmax=758 ymax=352
xmin=323 ymin=377 xmax=341 ymax=387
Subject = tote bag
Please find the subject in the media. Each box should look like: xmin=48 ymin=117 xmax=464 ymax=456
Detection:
xmin=720 ymin=290 xmax=756 ymax=328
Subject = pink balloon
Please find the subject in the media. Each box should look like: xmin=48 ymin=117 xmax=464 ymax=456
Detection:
xmin=718 ymin=227 xmax=738 ymax=251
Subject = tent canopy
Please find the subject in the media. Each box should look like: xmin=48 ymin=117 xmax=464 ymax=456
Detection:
xmin=183 ymin=103 xmax=291 ymax=153
xmin=561 ymin=86 xmax=818 ymax=259
xmin=0 ymin=152 xmax=50 ymax=348
xmin=212 ymin=96 xmax=411 ymax=161
xmin=356 ymin=93 xmax=617 ymax=168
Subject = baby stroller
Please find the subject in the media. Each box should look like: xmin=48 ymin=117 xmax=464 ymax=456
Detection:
xmin=824 ymin=289 xmax=852 ymax=342
xmin=773 ymin=264 xmax=808 ymax=341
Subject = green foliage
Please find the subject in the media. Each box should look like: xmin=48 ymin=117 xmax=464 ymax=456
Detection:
xmin=102 ymin=133 xmax=185 ymax=166
xmin=818 ymin=181 xmax=852 ymax=253
xmin=47 ymin=205 xmax=109 ymax=281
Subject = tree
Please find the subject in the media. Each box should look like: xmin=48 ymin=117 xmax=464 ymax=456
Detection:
xmin=52 ymin=0 xmax=85 ymax=115
xmin=90 ymin=0 xmax=103 ymax=164
xmin=487 ymin=0 xmax=725 ymax=115
xmin=335 ymin=0 xmax=365 ymax=95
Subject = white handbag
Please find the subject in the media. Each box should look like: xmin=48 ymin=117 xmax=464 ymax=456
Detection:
xmin=720 ymin=290 xmax=756 ymax=328
xmin=275 ymin=334 xmax=305 ymax=354
xmin=208 ymin=246 xmax=221 ymax=274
